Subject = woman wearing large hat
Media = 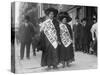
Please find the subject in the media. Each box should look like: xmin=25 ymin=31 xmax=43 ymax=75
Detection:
xmin=39 ymin=7 xmax=60 ymax=69
xmin=57 ymin=11 xmax=74 ymax=68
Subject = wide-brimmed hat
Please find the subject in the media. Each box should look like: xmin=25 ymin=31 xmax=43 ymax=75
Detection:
xmin=58 ymin=11 xmax=72 ymax=22
xmin=44 ymin=7 xmax=58 ymax=17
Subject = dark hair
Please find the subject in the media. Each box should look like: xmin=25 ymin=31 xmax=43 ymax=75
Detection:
xmin=44 ymin=7 xmax=58 ymax=17
xmin=58 ymin=15 xmax=67 ymax=22
xmin=58 ymin=12 xmax=72 ymax=22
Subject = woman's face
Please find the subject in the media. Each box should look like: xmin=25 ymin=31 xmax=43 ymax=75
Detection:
xmin=62 ymin=18 xmax=67 ymax=24
xmin=48 ymin=12 xmax=54 ymax=19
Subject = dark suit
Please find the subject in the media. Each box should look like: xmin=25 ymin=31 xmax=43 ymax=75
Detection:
xmin=73 ymin=23 xmax=82 ymax=51
xmin=80 ymin=25 xmax=88 ymax=52
xmin=18 ymin=22 xmax=34 ymax=59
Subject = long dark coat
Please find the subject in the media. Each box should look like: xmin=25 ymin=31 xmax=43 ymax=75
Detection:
xmin=58 ymin=24 xmax=74 ymax=62
xmin=18 ymin=22 xmax=35 ymax=43
xmin=73 ymin=23 xmax=82 ymax=51
xmin=39 ymin=19 xmax=60 ymax=67
xmin=73 ymin=23 xmax=82 ymax=39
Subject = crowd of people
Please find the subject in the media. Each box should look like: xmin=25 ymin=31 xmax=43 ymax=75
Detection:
xmin=73 ymin=15 xmax=97 ymax=55
xmin=15 ymin=7 xmax=97 ymax=70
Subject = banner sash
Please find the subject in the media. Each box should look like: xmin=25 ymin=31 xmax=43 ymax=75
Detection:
xmin=60 ymin=23 xmax=72 ymax=47
xmin=42 ymin=19 xmax=58 ymax=49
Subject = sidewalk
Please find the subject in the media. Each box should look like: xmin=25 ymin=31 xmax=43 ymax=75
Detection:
xmin=15 ymin=43 xmax=97 ymax=73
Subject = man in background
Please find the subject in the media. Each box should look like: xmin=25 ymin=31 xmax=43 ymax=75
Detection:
xmin=18 ymin=15 xmax=35 ymax=60
xmin=73 ymin=17 xmax=82 ymax=51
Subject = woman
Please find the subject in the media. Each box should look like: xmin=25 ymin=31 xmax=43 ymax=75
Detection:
xmin=58 ymin=12 xmax=74 ymax=68
xmin=39 ymin=8 xmax=60 ymax=69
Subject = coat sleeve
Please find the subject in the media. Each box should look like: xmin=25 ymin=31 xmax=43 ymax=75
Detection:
xmin=53 ymin=19 xmax=61 ymax=42
xmin=17 ymin=23 xmax=25 ymax=41
xmin=29 ymin=22 xmax=38 ymax=38
xmin=67 ymin=24 xmax=73 ymax=40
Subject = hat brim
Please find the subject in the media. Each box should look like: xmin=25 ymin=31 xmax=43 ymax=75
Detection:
xmin=58 ymin=13 xmax=72 ymax=23
xmin=45 ymin=8 xmax=58 ymax=17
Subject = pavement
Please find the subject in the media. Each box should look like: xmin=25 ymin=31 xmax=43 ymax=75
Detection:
xmin=15 ymin=42 xmax=97 ymax=74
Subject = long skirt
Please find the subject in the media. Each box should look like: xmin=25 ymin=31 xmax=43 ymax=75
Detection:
xmin=40 ymin=32 xmax=58 ymax=67
xmin=58 ymin=43 xmax=74 ymax=62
